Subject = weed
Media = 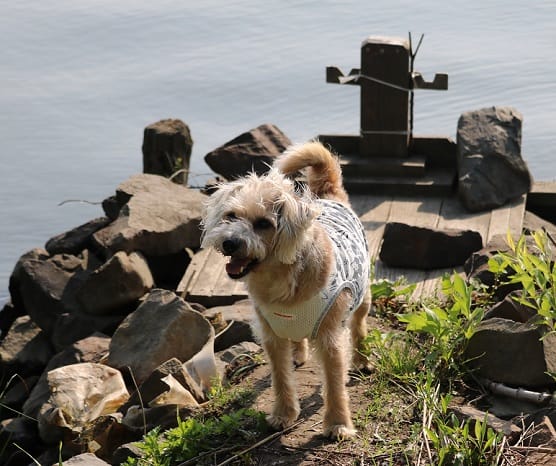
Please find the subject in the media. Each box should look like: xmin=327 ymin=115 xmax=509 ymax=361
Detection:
xmin=489 ymin=230 xmax=556 ymax=332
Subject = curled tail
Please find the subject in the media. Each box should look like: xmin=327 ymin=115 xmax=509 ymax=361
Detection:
xmin=274 ymin=141 xmax=348 ymax=202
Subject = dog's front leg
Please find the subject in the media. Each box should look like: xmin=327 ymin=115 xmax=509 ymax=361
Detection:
xmin=260 ymin=328 xmax=300 ymax=429
xmin=315 ymin=327 xmax=356 ymax=440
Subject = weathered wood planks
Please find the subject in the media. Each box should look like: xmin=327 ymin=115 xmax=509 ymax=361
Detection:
xmin=180 ymin=193 xmax=527 ymax=306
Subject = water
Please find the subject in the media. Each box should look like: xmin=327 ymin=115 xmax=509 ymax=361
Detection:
xmin=1 ymin=0 xmax=555 ymax=303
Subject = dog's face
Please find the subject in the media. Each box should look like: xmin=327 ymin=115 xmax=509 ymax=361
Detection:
xmin=201 ymin=169 xmax=317 ymax=280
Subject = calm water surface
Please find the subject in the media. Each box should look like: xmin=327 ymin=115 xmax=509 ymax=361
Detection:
xmin=1 ymin=0 xmax=555 ymax=301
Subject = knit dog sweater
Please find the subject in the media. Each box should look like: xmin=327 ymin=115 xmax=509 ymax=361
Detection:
xmin=257 ymin=199 xmax=370 ymax=342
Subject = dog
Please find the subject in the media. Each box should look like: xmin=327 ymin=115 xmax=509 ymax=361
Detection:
xmin=201 ymin=141 xmax=371 ymax=439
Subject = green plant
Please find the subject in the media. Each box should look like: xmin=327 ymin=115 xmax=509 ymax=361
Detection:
xmin=124 ymin=408 xmax=268 ymax=466
xmin=397 ymin=274 xmax=485 ymax=377
xmin=489 ymin=230 xmax=556 ymax=331
xmin=418 ymin=376 xmax=504 ymax=465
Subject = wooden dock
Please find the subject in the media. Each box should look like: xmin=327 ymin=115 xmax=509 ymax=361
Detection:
xmin=179 ymin=193 xmax=527 ymax=306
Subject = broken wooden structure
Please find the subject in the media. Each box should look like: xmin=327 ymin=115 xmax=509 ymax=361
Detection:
xmin=320 ymin=36 xmax=455 ymax=195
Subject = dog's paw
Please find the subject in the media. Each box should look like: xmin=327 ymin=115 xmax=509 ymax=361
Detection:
xmin=324 ymin=424 xmax=357 ymax=440
xmin=266 ymin=413 xmax=299 ymax=431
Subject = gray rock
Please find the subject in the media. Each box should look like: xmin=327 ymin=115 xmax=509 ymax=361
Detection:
xmin=0 ymin=417 xmax=43 ymax=465
xmin=111 ymin=442 xmax=145 ymax=466
xmin=75 ymin=251 xmax=153 ymax=315
xmin=93 ymin=174 xmax=206 ymax=257
xmin=465 ymin=317 xmax=556 ymax=388
xmin=0 ymin=301 xmax=24 ymax=336
xmin=379 ymin=222 xmax=483 ymax=269
xmin=8 ymin=248 xmax=50 ymax=312
xmin=45 ymin=217 xmax=111 ymax=256
xmin=142 ymin=118 xmax=193 ymax=185
xmin=204 ymin=123 xmax=291 ymax=179
xmin=107 ymin=289 xmax=216 ymax=385
xmin=50 ymin=311 xmax=123 ymax=351
xmin=483 ymin=291 xmax=537 ymax=323
xmin=8 ymin=252 xmax=91 ymax=335
xmin=457 ymin=106 xmax=532 ymax=212
xmin=0 ymin=315 xmax=53 ymax=376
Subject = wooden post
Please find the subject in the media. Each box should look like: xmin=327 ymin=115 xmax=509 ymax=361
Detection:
xmin=359 ymin=37 xmax=410 ymax=158
xmin=142 ymin=119 xmax=193 ymax=185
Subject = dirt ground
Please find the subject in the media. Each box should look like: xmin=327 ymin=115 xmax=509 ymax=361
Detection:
xmin=234 ymin=351 xmax=415 ymax=465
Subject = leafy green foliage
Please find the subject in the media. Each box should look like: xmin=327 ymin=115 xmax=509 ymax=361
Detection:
xmin=489 ymin=230 xmax=556 ymax=331
xmin=123 ymin=408 xmax=268 ymax=466
xmin=397 ymin=274 xmax=485 ymax=377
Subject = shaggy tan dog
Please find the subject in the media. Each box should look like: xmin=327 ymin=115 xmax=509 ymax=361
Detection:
xmin=201 ymin=141 xmax=371 ymax=439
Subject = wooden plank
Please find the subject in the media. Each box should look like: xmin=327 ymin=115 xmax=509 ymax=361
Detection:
xmin=487 ymin=195 xmax=526 ymax=242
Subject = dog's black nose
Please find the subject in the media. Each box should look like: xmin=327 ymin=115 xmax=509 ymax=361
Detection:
xmin=222 ymin=238 xmax=241 ymax=255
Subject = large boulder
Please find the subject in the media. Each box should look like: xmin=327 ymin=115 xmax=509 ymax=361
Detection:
xmin=204 ymin=123 xmax=291 ymax=179
xmin=93 ymin=174 xmax=206 ymax=257
xmin=465 ymin=318 xmax=556 ymax=388
xmin=107 ymin=289 xmax=217 ymax=386
xmin=457 ymin=106 xmax=532 ymax=212
xmin=379 ymin=222 xmax=483 ymax=269
xmin=75 ymin=251 xmax=154 ymax=315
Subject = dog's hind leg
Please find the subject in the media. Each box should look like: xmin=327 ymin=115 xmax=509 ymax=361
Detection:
xmin=351 ymin=289 xmax=372 ymax=371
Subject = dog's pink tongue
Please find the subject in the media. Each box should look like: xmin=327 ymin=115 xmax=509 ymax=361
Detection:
xmin=225 ymin=258 xmax=251 ymax=276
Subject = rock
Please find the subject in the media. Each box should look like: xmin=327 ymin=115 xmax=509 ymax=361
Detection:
xmin=23 ymin=333 xmax=111 ymax=419
xmin=142 ymin=118 xmax=193 ymax=185
xmin=37 ymin=362 xmax=130 ymax=444
xmin=60 ymin=453 xmax=111 ymax=465
xmin=80 ymin=414 xmax=136 ymax=462
xmin=0 ymin=301 xmax=24 ymax=338
xmin=204 ymin=123 xmax=291 ymax=179
xmin=465 ymin=317 xmax=556 ymax=388
xmin=483 ymin=290 xmax=537 ymax=323
xmin=144 ymin=249 xmax=192 ymax=290
xmin=215 ymin=341 xmax=263 ymax=381
xmin=93 ymin=174 xmax=207 ymax=257
xmin=449 ymin=405 xmax=521 ymax=440
xmin=8 ymin=252 xmax=89 ymax=335
xmin=457 ymin=106 xmax=532 ymax=212
xmin=0 ymin=417 xmax=43 ymax=465
xmin=8 ymin=247 xmax=50 ymax=313
xmin=0 ymin=315 xmax=53 ymax=377
xmin=148 ymin=374 xmax=200 ymax=407
xmin=107 ymin=289 xmax=217 ymax=386
xmin=75 ymin=251 xmax=154 ymax=315
xmin=122 ymin=404 xmax=197 ymax=434
xmin=45 ymin=217 xmax=112 ymax=255
xmin=204 ymin=299 xmax=256 ymax=352
xmin=50 ymin=311 xmax=123 ymax=352
xmin=111 ymin=442 xmax=145 ymax=465
xmin=379 ymin=222 xmax=483 ymax=269
xmin=120 ymin=358 xmax=204 ymax=414
xmin=1 ymin=375 xmax=38 ymax=413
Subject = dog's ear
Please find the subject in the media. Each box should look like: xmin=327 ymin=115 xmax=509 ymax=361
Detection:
xmin=273 ymin=192 xmax=318 ymax=264
xmin=201 ymin=182 xmax=242 ymax=246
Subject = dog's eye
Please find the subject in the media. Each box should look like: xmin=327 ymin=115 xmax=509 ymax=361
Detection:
xmin=253 ymin=217 xmax=274 ymax=230
xmin=224 ymin=212 xmax=238 ymax=222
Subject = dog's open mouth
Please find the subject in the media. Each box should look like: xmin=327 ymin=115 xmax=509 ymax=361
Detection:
xmin=225 ymin=257 xmax=258 ymax=279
